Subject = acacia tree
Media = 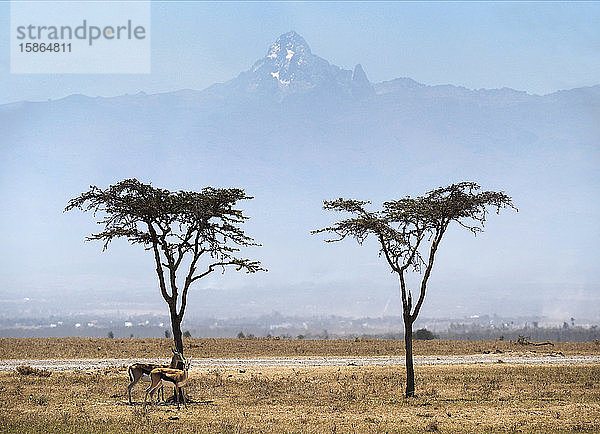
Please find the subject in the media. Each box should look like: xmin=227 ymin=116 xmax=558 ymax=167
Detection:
xmin=66 ymin=178 xmax=264 ymax=355
xmin=314 ymin=182 xmax=516 ymax=397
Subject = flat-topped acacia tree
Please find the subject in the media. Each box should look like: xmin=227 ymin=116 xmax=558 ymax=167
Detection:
xmin=66 ymin=178 xmax=264 ymax=355
xmin=313 ymin=182 xmax=516 ymax=397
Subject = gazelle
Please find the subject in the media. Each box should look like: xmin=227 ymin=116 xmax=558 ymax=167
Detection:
xmin=144 ymin=358 xmax=191 ymax=410
xmin=127 ymin=348 xmax=184 ymax=405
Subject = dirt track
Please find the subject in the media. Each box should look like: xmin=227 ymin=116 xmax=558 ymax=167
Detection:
xmin=2 ymin=354 xmax=599 ymax=371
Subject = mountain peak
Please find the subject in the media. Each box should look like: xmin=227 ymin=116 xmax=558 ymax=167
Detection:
xmin=267 ymin=31 xmax=312 ymax=60
xmin=232 ymin=31 xmax=373 ymax=100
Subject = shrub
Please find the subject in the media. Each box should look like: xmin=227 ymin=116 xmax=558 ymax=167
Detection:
xmin=28 ymin=394 xmax=49 ymax=406
xmin=413 ymin=328 xmax=437 ymax=340
xmin=16 ymin=365 xmax=51 ymax=377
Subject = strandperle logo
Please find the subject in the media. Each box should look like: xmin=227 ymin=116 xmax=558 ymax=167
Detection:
xmin=16 ymin=20 xmax=147 ymax=46
xmin=11 ymin=1 xmax=151 ymax=74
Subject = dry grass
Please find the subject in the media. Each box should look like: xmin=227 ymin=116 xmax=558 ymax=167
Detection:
xmin=1 ymin=337 xmax=598 ymax=359
xmin=2 ymin=338 xmax=597 ymax=432
xmin=0 ymin=363 xmax=598 ymax=433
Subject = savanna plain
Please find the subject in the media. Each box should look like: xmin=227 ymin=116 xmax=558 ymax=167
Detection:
xmin=1 ymin=338 xmax=599 ymax=433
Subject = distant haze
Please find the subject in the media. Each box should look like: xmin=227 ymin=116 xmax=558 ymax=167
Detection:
xmin=2 ymin=2 xmax=599 ymax=102
xmin=1 ymin=30 xmax=599 ymax=323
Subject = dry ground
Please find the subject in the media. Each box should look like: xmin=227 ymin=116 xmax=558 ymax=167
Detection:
xmin=1 ymin=339 xmax=599 ymax=432
xmin=1 ymin=363 xmax=599 ymax=433
xmin=1 ymin=337 xmax=599 ymax=359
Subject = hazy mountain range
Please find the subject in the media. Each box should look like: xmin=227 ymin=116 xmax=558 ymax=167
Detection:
xmin=1 ymin=31 xmax=598 ymax=322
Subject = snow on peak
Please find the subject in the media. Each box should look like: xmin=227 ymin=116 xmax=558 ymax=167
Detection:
xmin=245 ymin=31 xmax=373 ymax=97
xmin=259 ymin=32 xmax=313 ymax=88
xmin=270 ymin=70 xmax=291 ymax=85
xmin=266 ymin=31 xmax=311 ymax=60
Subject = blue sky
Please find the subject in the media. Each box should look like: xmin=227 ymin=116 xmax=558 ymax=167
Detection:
xmin=1 ymin=1 xmax=599 ymax=103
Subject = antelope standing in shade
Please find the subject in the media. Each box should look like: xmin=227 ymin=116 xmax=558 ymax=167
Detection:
xmin=144 ymin=358 xmax=191 ymax=410
xmin=127 ymin=348 xmax=184 ymax=405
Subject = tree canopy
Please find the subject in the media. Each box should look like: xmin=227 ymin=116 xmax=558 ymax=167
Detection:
xmin=314 ymin=181 xmax=516 ymax=322
xmin=66 ymin=178 xmax=265 ymax=353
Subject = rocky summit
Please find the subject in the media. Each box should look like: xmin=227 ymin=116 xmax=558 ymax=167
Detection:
xmin=233 ymin=31 xmax=375 ymax=100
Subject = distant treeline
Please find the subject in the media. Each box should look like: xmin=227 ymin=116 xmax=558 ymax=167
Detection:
xmin=2 ymin=315 xmax=599 ymax=342
xmin=356 ymin=326 xmax=600 ymax=343
xmin=3 ymin=326 xmax=600 ymax=342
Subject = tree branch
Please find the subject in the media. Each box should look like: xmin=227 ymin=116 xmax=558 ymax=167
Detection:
xmin=147 ymin=222 xmax=172 ymax=303
xmin=411 ymin=221 xmax=446 ymax=321
xmin=378 ymin=234 xmax=400 ymax=273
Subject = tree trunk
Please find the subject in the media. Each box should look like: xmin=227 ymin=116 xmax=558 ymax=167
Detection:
xmin=168 ymin=307 xmax=185 ymax=404
xmin=169 ymin=308 xmax=184 ymax=357
xmin=404 ymin=317 xmax=416 ymax=398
